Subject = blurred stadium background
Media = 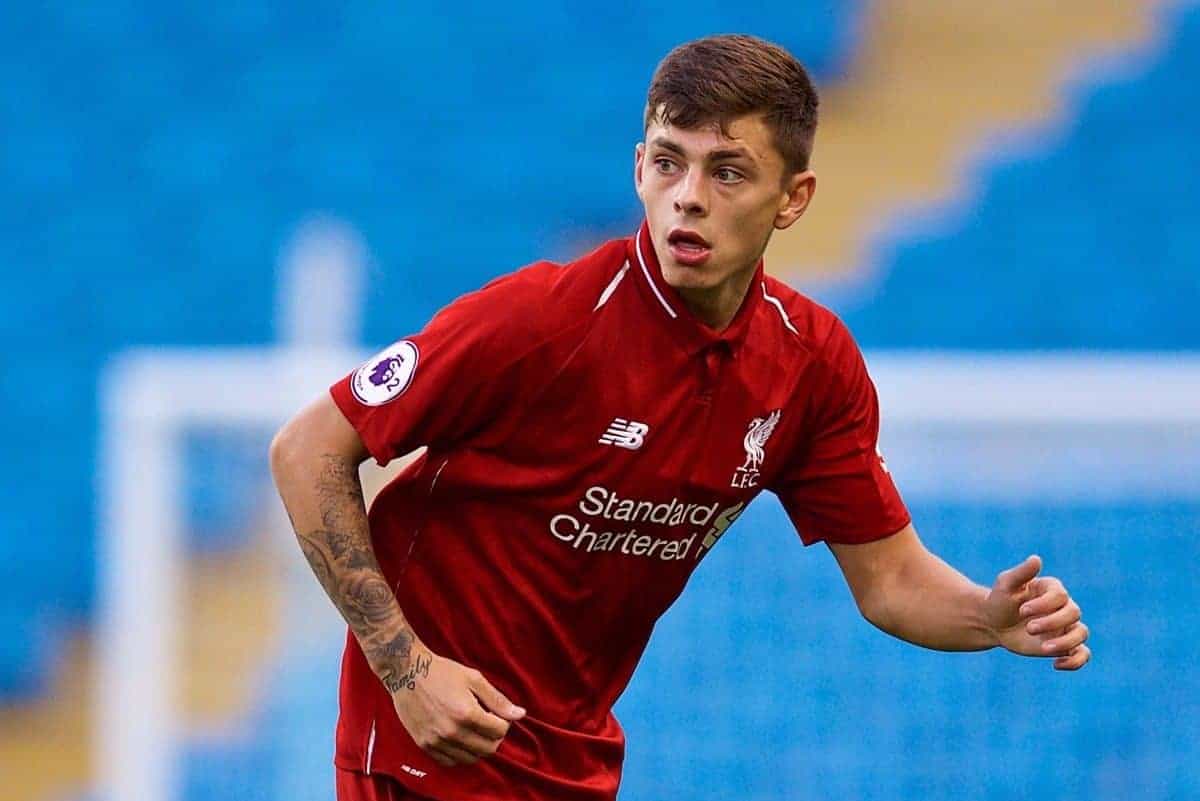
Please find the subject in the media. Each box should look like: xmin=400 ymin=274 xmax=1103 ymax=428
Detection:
xmin=2 ymin=1 xmax=1199 ymax=799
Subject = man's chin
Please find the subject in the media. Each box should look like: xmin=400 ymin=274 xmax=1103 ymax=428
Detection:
xmin=661 ymin=261 xmax=721 ymax=292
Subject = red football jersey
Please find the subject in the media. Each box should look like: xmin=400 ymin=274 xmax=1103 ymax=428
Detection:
xmin=328 ymin=223 xmax=910 ymax=801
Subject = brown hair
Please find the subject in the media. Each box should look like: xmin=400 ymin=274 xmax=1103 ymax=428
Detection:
xmin=644 ymin=34 xmax=820 ymax=172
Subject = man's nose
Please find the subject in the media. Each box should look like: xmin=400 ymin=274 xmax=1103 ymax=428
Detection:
xmin=673 ymin=170 xmax=708 ymax=216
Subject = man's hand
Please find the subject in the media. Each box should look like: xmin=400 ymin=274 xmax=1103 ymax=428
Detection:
xmin=985 ymin=555 xmax=1091 ymax=671
xmin=391 ymin=646 xmax=527 ymax=767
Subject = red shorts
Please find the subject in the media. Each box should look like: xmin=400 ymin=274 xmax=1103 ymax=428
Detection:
xmin=335 ymin=768 xmax=439 ymax=801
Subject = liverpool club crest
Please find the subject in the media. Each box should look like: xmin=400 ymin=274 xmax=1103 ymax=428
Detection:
xmin=731 ymin=410 xmax=781 ymax=488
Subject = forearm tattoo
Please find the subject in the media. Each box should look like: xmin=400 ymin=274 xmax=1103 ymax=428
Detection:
xmin=390 ymin=650 xmax=433 ymax=692
xmin=294 ymin=454 xmax=420 ymax=690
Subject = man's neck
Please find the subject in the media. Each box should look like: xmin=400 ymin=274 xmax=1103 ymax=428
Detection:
xmin=675 ymin=266 xmax=758 ymax=332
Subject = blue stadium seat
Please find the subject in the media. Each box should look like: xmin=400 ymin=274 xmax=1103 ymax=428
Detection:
xmin=839 ymin=4 xmax=1200 ymax=351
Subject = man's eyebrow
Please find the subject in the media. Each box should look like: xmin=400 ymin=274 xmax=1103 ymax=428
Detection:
xmin=649 ymin=137 xmax=688 ymax=157
xmin=708 ymin=147 xmax=753 ymax=161
xmin=648 ymin=137 xmax=754 ymax=162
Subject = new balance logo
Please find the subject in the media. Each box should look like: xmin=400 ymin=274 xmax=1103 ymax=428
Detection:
xmin=599 ymin=418 xmax=649 ymax=450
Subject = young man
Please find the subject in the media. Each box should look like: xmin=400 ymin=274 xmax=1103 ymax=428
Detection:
xmin=270 ymin=34 xmax=1090 ymax=801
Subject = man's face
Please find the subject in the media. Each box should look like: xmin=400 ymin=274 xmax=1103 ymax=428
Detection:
xmin=635 ymin=113 xmax=815 ymax=294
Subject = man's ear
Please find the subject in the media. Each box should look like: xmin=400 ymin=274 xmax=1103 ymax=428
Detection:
xmin=774 ymin=170 xmax=817 ymax=230
xmin=633 ymin=142 xmax=646 ymax=201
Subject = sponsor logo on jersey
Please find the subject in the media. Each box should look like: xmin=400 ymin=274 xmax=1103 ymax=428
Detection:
xmin=731 ymin=409 xmax=781 ymax=488
xmin=548 ymin=486 xmax=744 ymax=561
xmin=599 ymin=418 xmax=649 ymax=450
xmin=698 ymin=501 xmax=746 ymax=553
xmin=351 ymin=340 xmax=419 ymax=406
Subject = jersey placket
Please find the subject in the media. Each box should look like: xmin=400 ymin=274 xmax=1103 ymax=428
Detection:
xmin=697 ymin=343 xmax=728 ymax=404
xmin=684 ymin=342 xmax=731 ymax=487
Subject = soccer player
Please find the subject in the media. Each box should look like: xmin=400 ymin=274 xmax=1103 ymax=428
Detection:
xmin=270 ymin=34 xmax=1091 ymax=801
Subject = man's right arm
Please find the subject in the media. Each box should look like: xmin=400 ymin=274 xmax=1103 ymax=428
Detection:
xmin=268 ymin=393 xmax=525 ymax=767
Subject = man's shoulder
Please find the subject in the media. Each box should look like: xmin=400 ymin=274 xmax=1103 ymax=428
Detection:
xmin=760 ymin=274 xmax=857 ymax=366
xmin=473 ymin=237 xmax=630 ymax=323
xmin=453 ymin=237 xmax=628 ymax=340
xmin=427 ymin=237 xmax=629 ymax=369
xmin=759 ymin=276 xmax=874 ymax=420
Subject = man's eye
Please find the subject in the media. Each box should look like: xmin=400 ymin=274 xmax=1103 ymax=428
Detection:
xmin=715 ymin=167 xmax=743 ymax=183
xmin=654 ymin=158 xmax=679 ymax=174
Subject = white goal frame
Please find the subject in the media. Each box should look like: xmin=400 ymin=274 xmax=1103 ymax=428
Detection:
xmin=95 ymin=350 xmax=1200 ymax=801
xmin=96 ymin=346 xmax=362 ymax=801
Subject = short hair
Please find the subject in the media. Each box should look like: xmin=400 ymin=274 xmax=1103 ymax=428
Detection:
xmin=644 ymin=34 xmax=820 ymax=173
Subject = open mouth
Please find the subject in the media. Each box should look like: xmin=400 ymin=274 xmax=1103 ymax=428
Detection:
xmin=667 ymin=229 xmax=713 ymax=266
xmin=668 ymin=229 xmax=711 ymax=251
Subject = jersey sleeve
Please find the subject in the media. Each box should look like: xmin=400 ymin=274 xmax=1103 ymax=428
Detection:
xmin=769 ymin=320 xmax=910 ymax=546
xmin=329 ymin=269 xmax=545 ymax=466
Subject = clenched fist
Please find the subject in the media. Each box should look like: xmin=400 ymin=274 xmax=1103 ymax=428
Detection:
xmin=389 ymin=647 xmax=527 ymax=767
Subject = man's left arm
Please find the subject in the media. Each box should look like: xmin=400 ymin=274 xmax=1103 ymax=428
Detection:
xmin=828 ymin=523 xmax=1091 ymax=670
